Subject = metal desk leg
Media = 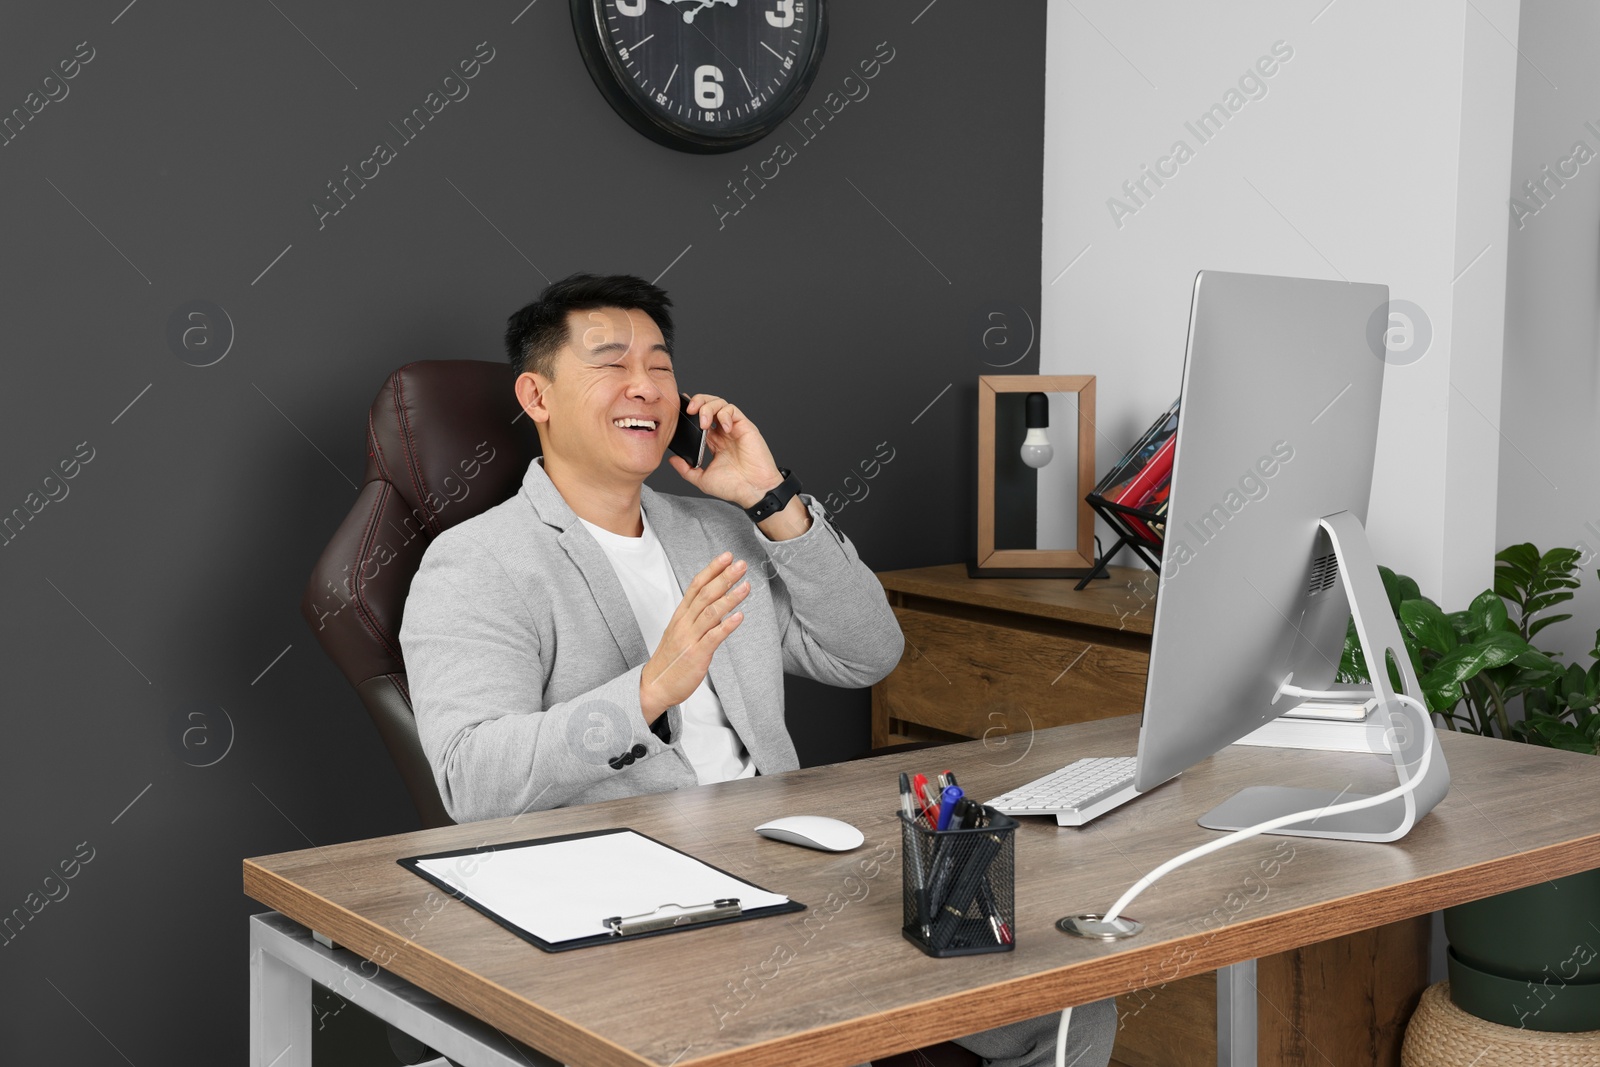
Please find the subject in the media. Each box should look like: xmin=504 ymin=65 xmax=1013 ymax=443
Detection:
xmin=252 ymin=915 xmax=312 ymax=1067
xmin=1217 ymin=961 xmax=1257 ymax=1067
xmin=249 ymin=912 xmax=566 ymax=1067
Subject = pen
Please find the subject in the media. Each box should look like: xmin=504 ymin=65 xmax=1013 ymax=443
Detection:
xmin=944 ymin=770 xmax=959 ymax=789
xmin=976 ymin=875 xmax=1012 ymax=944
xmin=929 ymin=833 xmax=1002 ymax=949
xmin=900 ymin=773 xmax=936 ymax=938
xmin=904 ymin=810 xmax=933 ymax=940
xmin=936 ymin=786 xmax=964 ymax=831
xmin=920 ymin=782 xmax=942 ymax=826
xmin=949 ymin=798 xmax=978 ymax=830
xmin=911 ymin=773 xmax=935 ymax=826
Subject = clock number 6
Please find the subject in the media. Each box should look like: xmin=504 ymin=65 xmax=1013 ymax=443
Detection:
xmin=694 ymin=65 xmax=724 ymax=109
xmin=766 ymin=0 xmax=795 ymax=27
xmin=616 ymin=0 xmax=646 ymax=14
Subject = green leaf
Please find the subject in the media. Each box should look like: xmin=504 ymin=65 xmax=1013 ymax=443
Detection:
xmin=1515 ymin=647 xmax=1561 ymax=671
xmin=1339 ymin=617 xmax=1367 ymax=682
xmin=1406 ymin=631 xmax=1436 ymax=675
xmin=1526 ymin=592 xmax=1577 ymax=617
xmin=1467 ymin=590 xmax=1511 ymax=637
xmin=1480 ymin=629 xmax=1535 ymax=655
xmin=1495 ymin=542 xmax=1539 ymax=575
xmin=1549 ymin=732 xmax=1596 ymax=755
xmin=1495 ymin=544 xmax=1539 ymax=602
xmin=1419 ymin=672 xmax=1465 ymax=716
xmin=1541 ymin=545 xmax=1583 ymax=575
xmin=1424 ymin=632 xmax=1532 ymax=688
xmin=1528 ymin=613 xmax=1574 ymax=640
xmin=1399 ymin=600 xmax=1458 ymax=654
xmin=1423 ymin=647 xmax=1484 ymax=689
xmin=1378 ymin=566 xmax=1405 ymax=614
xmin=1385 ymin=647 xmax=1406 ymax=693
xmin=1564 ymin=662 xmax=1591 ymax=702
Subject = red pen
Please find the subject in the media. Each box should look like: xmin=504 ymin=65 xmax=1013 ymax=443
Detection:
xmin=910 ymin=773 xmax=936 ymax=826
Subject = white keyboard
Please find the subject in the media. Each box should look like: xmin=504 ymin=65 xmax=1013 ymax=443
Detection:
xmin=986 ymin=757 xmax=1146 ymax=826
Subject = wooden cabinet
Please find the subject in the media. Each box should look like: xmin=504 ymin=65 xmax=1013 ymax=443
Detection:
xmin=872 ymin=564 xmax=1157 ymax=748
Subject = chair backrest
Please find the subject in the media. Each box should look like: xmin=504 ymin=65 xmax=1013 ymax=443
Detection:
xmin=300 ymin=360 xmax=540 ymax=827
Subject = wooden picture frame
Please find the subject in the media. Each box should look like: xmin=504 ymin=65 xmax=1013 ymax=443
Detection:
xmin=975 ymin=374 xmax=1097 ymax=573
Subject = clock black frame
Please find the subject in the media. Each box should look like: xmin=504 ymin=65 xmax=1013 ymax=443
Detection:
xmin=569 ymin=0 xmax=829 ymax=154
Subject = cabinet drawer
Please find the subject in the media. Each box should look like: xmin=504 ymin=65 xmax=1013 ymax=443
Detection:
xmin=880 ymin=607 xmax=1148 ymax=740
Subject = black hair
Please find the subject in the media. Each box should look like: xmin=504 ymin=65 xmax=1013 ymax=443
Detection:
xmin=504 ymin=272 xmax=675 ymax=379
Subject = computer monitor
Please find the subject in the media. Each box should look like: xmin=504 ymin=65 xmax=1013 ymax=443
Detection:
xmin=1132 ymin=270 xmax=1450 ymax=842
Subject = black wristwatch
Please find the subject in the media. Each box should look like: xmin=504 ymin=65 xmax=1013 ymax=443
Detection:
xmin=743 ymin=468 xmax=802 ymax=523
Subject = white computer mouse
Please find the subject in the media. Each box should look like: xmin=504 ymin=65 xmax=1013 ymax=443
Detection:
xmin=753 ymin=815 xmax=864 ymax=852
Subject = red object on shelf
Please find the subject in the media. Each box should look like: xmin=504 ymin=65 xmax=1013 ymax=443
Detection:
xmin=1110 ymin=435 xmax=1174 ymax=540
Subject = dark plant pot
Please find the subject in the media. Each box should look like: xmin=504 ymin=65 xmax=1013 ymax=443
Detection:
xmin=1446 ymin=948 xmax=1600 ymax=1032
xmin=1443 ymin=867 xmax=1600 ymax=1031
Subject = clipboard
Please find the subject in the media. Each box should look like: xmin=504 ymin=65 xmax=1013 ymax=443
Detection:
xmin=399 ymin=827 xmax=806 ymax=952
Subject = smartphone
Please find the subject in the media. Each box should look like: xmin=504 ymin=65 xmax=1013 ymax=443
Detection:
xmin=668 ymin=393 xmax=707 ymax=469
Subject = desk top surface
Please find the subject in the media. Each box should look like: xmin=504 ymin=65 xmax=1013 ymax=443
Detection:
xmin=243 ymin=717 xmax=1600 ymax=1067
xmin=875 ymin=564 xmax=1158 ymax=635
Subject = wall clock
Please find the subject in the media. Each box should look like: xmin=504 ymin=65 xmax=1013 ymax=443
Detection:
xmin=571 ymin=0 xmax=828 ymax=154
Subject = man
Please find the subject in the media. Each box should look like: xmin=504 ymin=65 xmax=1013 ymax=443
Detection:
xmin=399 ymin=273 xmax=1114 ymax=1067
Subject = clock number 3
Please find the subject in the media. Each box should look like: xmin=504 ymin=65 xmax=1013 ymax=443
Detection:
xmin=694 ymin=65 xmax=724 ymax=108
xmin=766 ymin=0 xmax=795 ymax=27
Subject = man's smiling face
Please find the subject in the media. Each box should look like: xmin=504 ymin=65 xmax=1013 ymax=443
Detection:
xmin=527 ymin=306 xmax=679 ymax=484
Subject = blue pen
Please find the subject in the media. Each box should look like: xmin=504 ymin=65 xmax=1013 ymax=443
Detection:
xmin=935 ymin=785 xmax=964 ymax=831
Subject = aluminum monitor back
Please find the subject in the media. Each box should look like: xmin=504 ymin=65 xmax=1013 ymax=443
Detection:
xmin=1133 ymin=270 xmax=1391 ymax=793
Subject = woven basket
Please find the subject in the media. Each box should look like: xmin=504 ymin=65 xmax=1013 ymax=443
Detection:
xmin=1402 ymin=982 xmax=1600 ymax=1067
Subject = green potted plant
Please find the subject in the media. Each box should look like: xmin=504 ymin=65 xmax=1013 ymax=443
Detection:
xmin=1338 ymin=544 xmax=1600 ymax=1032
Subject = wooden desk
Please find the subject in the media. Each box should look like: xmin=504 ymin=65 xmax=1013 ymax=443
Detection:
xmin=244 ymin=718 xmax=1600 ymax=1067
xmin=872 ymin=564 xmax=1156 ymax=748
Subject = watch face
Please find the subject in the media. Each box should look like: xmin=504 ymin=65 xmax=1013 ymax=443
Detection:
xmin=571 ymin=0 xmax=828 ymax=153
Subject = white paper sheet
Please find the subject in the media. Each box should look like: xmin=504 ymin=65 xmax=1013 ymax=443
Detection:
xmin=1233 ymin=717 xmax=1391 ymax=753
xmin=414 ymin=830 xmax=789 ymax=944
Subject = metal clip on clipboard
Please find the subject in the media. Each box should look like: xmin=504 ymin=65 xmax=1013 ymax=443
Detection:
xmin=603 ymin=898 xmax=742 ymax=937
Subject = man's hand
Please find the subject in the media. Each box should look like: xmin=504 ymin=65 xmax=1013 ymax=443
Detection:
xmin=668 ymin=394 xmax=786 ymax=509
xmin=639 ymin=552 xmax=749 ymax=722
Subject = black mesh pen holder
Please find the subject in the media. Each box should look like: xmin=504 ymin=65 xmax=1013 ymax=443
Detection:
xmin=898 ymin=807 xmax=1017 ymax=958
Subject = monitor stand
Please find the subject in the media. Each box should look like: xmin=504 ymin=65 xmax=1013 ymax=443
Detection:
xmin=1198 ymin=511 xmax=1451 ymax=842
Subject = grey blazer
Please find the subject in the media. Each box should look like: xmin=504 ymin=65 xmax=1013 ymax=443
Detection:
xmin=399 ymin=458 xmax=905 ymax=823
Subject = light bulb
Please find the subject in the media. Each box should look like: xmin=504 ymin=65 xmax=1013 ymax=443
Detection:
xmin=1021 ymin=429 xmax=1054 ymax=468
xmin=1021 ymin=392 xmax=1053 ymax=468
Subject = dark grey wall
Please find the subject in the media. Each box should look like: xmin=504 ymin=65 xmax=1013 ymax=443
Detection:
xmin=0 ymin=1 xmax=1044 ymax=1061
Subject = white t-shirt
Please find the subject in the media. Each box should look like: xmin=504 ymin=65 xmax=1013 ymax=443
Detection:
xmin=578 ymin=509 xmax=757 ymax=785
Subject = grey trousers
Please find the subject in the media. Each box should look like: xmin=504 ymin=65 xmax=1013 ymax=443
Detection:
xmin=859 ymin=996 xmax=1117 ymax=1067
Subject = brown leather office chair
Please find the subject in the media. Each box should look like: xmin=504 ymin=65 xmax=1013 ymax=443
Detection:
xmin=300 ymin=359 xmax=540 ymax=829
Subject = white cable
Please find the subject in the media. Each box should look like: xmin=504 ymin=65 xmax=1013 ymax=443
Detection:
xmin=1053 ymin=1005 xmax=1073 ymax=1067
xmin=1102 ymin=693 xmax=1434 ymax=924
